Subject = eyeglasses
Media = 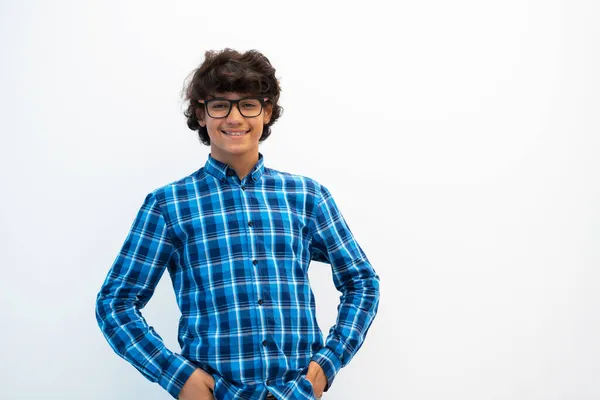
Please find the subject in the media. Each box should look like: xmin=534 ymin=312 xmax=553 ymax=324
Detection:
xmin=199 ymin=97 xmax=269 ymax=119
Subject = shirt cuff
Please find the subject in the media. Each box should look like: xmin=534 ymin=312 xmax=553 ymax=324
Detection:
xmin=310 ymin=347 xmax=342 ymax=392
xmin=158 ymin=352 xmax=198 ymax=399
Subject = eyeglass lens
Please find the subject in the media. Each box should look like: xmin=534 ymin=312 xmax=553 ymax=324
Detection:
xmin=207 ymin=99 xmax=263 ymax=118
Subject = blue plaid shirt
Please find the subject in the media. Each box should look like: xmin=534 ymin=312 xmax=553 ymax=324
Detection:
xmin=95 ymin=153 xmax=380 ymax=399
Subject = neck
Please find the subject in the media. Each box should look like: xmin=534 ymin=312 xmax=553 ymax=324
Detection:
xmin=211 ymin=150 xmax=259 ymax=180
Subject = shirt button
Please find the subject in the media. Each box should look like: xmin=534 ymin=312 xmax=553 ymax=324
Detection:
xmin=262 ymin=340 xmax=268 ymax=346
xmin=253 ymin=260 xmax=258 ymax=265
xmin=241 ymin=186 xmax=246 ymax=191
xmin=258 ymin=299 xmax=263 ymax=305
xmin=248 ymin=221 xmax=253 ymax=227
xmin=226 ymin=169 xmax=234 ymax=176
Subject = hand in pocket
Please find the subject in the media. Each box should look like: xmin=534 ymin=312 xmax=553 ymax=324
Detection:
xmin=305 ymin=361 xmax=327 ymax=398
xmin=179 ymin=368 xmax=215 ymax=400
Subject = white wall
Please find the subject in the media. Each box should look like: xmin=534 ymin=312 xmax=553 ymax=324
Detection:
xmin=1 ymin=0 xmax=599 ymax=399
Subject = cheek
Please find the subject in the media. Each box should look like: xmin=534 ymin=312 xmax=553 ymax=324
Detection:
xmin=206 ymin=121 xmax=221 ymax=134
xmin=252 ymin=118 xmax=266 ymax=131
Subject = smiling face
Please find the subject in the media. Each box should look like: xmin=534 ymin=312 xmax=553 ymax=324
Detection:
xmin=197 ymin=92 xmax=272 ymax=163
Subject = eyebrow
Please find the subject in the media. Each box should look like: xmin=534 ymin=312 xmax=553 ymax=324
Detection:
xmin=206 ymin=96 xmax=261 ymax=101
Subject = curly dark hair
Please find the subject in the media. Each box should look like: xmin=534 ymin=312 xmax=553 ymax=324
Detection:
xmin=182 ymin=48 xmax=283 ymax=146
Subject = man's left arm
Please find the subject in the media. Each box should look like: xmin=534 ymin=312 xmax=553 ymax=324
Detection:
xmin=308 ymin=183 xmax=381 ymax=393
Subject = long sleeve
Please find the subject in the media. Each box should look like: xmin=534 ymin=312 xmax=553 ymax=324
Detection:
xmin=95 ymin=192 xmax=197 ymax=399
xmin=308 ymin=184 xmax=381 ymax=392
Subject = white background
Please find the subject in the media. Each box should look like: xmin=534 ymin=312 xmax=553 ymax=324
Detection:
xmin=1 ymin=0 xmax=599 ymax=399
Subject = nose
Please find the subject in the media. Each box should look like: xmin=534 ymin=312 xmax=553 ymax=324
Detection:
xmin=226 ymin=103 xmax=244 ymax=124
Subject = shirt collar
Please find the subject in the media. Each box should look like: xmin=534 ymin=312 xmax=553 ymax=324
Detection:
xmin=204 ymin=152 xmax=266 ymax=182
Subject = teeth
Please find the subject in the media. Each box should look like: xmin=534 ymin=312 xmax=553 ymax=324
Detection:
xmin=223 ymin=130 xmax=248 ymax=136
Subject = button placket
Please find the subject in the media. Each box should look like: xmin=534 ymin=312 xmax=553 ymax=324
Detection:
xmin=238 ymin=180 xmax=270 ymax=375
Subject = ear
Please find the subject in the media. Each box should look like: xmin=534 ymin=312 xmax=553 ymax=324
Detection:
xmin=263 ymin=102 xmax=273 ymax=124
xmin=195 ymin=106 xmax=206 ymax=127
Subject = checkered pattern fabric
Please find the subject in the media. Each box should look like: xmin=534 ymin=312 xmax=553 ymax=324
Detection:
xmin=95 ymin=153 xmax=380 ymax=399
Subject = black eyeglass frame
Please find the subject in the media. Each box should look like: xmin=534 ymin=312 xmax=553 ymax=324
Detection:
xmin=198 ymin=97 xmax=270 ymax=119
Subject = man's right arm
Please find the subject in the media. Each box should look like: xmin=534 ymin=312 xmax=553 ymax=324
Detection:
xmin=95 ymin=191 xmax=198 ymax=399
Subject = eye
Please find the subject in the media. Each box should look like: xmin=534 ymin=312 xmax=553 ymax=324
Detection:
xmin=240 ymin=100 xmax=260 ymax=109
xmin=209 ymin=101 xmax=230 ymax=109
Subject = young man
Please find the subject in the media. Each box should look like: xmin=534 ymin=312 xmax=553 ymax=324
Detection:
xmin=95 ymin=49 xmax=380 ymax=400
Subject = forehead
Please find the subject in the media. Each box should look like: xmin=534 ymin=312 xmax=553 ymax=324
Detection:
xmin=209 ymin=92 xmax=254 ymax=100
